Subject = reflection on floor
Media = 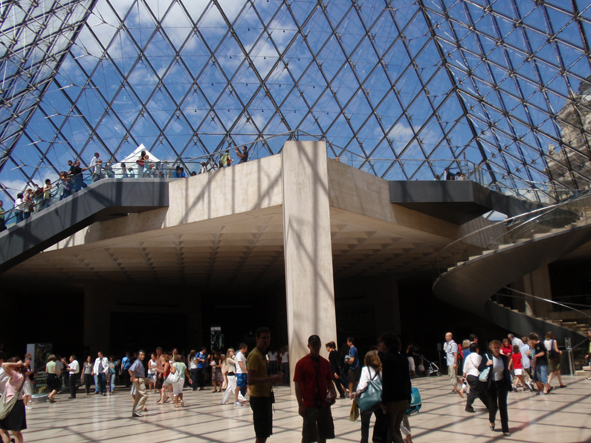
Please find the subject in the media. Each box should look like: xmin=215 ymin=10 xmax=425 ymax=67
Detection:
xmin=22 ymin=375 xmax=591 ymax=442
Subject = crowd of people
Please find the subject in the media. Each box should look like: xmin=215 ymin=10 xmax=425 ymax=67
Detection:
xmin=0 ymin=146 xmax=251 ymax=230
xmin=442 ymin=329 xmax=586 ymax=438
xmin=0 ymin=329 xmax=417 ymax=443
xmin=1 ymin=328 xmax=588 ymax=443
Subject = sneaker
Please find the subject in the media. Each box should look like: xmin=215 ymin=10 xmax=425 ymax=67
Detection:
xmin=465 ymin=407 xmax=476 ymax=413
xmin=25 ymin=405 xmax=32 ymax=410
xmin=234 ymin=401 xmax=243 ymax=407
xmin=132 ymin=412 xmax=143 ymax=417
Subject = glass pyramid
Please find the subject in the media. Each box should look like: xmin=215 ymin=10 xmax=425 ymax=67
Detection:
xmin=1 ymin=0 xmax=591 ymax=205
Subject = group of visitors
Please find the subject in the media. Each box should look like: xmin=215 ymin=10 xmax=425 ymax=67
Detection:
xmin=0 ymin=327 xmax=417 ymax=443
xmin=2 ymin=146 xmax=252 ymax=229
xmin=443 ymin=329 xmax=572 ymax=437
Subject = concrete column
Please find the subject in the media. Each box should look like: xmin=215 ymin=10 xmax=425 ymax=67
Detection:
xmin=523 ymin=265 xmax=553 ymax=318
xmin=282 ymin=141 xmax=337 ymax=391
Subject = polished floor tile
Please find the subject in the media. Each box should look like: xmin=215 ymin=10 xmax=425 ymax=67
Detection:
xmin=20 ymin=375 xmax=591 ymax=442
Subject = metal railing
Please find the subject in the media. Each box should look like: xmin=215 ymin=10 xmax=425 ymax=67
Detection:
xmin=434 ymin=190 xmax=591 ymax=275
xmin=492 ymin=287 xmax=590 ymax=374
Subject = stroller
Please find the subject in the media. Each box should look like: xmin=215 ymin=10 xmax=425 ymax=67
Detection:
xmin=418 ymin=355 xmax=441 ymax=377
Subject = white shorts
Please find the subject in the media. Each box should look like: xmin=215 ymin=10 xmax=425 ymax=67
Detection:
xmin=173 ymin=379 xmax=184 ymax=396
xmin=514 ymin=369 xmax=523 ymax=376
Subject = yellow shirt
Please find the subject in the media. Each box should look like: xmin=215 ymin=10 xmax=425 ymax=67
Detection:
xmin=247 ymin=347 xmax=269 ymax=397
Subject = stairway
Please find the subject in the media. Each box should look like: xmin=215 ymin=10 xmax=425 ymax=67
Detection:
xmin=433 ymin=195 xmax=591 ymax=357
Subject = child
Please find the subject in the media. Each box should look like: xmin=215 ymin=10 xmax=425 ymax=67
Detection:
xmin=509 ymin=345 xmax=526 ymax=391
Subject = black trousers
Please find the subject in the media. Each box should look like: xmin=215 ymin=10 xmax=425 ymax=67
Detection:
xmin=69 ymin=374 xmax=77 ymax=398
xmin=191 ymin=369 xmax=198 ymax=390
xmin=84 ymin=373 xmax=92 ymax=394
xmin=333 ymin=375 xmax=348 ymax=397
xmin=488 ymin=380 xmax=509 ymax=433
xmin=466 ymin=375 xmax=489 ymax=409
xmin=360 ymin=407 xmax=388 ymax=443
xmin=196 ymin=367 xmax=205 ymax=389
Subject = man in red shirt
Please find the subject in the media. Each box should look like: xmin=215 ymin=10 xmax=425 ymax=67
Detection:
xmin=294 ymin=335 xmax=337 ymax=443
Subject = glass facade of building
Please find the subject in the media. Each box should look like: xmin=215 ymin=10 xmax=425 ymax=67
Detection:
xmin=1 ymin=0 xmax=591 ymax=204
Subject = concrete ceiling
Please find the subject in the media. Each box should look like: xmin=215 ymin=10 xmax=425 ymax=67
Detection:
xmin=2 ymin=205 xmax=461 ymax=291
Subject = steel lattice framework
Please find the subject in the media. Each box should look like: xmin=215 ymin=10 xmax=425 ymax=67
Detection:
xmin=1 ymin=0 xmax=591 ymax=204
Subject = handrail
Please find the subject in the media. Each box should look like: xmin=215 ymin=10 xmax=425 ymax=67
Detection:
xmin=494 ymin=287 xmax=589 ymax=350
xmin=434 ymin=190 xmax=591 ymax=275
xmin=500 ymin=286 xmax=591 ymax=323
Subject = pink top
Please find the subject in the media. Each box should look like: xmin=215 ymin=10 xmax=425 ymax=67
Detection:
xmin=4 ymin=372 xmax=24 ymax=401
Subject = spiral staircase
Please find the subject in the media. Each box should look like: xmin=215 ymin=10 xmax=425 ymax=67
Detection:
xmin=433 ymin=193 xmax=591 ymax=369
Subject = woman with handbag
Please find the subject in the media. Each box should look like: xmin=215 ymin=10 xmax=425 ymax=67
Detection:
xmin=544 ymin=332 xmax=565 ymax=388
xmin=356 ymin=351 xmax=388 ymax=443
xmin=221 ymin=349 xmax=237 ymax=405
xmin=168 ymin=354 xmax=192 ymax=408
xmin=0 ymin=358 xmax=27 ymax=443
xmin=479 ymin=340 xmax=511 ymax=436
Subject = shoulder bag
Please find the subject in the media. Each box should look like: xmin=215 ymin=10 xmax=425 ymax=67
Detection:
xmin=0 ymin=373 xmax=26 ymax=420
xmin=405 ymin=386 xmax=422 ymax=416
xmin=164 ymin=363 xmax=180 ymax=385
xmin=478 ymin=354 xmax=490 ymax=382
xmin=357 ymin=369 xmax=382 ymax=412
xmin=549 ymin=340 xmax=560 ymax=361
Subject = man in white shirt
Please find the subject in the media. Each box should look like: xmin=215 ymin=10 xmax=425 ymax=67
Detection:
xmin=92 ymin=351 xmax=109 ymax=395
xmin=519 ymin=338 xmax=534 ymax=390
xmin=89 ymin=152 xmax=99 ymax=175
xmin=234 ymin=343 xmax=249 ymax=406
xmin=66 ymin=355 xmax=80 ymax=399
xmin=509 ymin=333 xmax=524 ymax=349
xmin=443 ymin=332 xmax=463 ymax=398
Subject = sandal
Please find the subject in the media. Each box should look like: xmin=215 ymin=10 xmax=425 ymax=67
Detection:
xmin=181 ymin=401 xmax=185 ymax=407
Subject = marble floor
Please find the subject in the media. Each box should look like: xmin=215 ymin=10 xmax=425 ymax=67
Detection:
xmin=20 ymin=375 xmax=591 ymax=442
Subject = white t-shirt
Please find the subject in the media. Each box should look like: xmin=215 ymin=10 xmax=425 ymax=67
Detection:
xmin=235 ymin=351 xmax=247 ymax=374
xmin=492 ymin=356 xmax=504 ymax=381
xmin=463 ymin=353 xmax=482 ymax=378
xmin=188 ymin=357 xmax=197 ymax=370
xmin=68 ymin=360 xmax=79 ymax=374
xmin=544 ymin=339 xmax=557 ymax=354
xmin=268 ymin=352 xmax=277 ymax=362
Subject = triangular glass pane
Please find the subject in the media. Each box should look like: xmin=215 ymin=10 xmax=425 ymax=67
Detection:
xmin=146 ymin=87 xmax=176 ymax=127
xmin=162 ymin=62 xmax=193 ymax=104
xmin=161 ymin=2 xmax=193 ymax=50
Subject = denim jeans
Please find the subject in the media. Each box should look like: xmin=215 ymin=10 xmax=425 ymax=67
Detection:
xmin=109 ymin=373 xmax=116 ymax=392
xmin=98 ymin=373 xmax=106 ymax=394
xmin=94 ymin=374 xmax=100 ymax=393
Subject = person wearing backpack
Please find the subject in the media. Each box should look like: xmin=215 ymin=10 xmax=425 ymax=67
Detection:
xmin=544 ymin=332 xmax=565 ymax=388
xmin=443 ymin=332 xmax=463 ymax=398
xmin=355 ymin=351 xmax=387 ymax=443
